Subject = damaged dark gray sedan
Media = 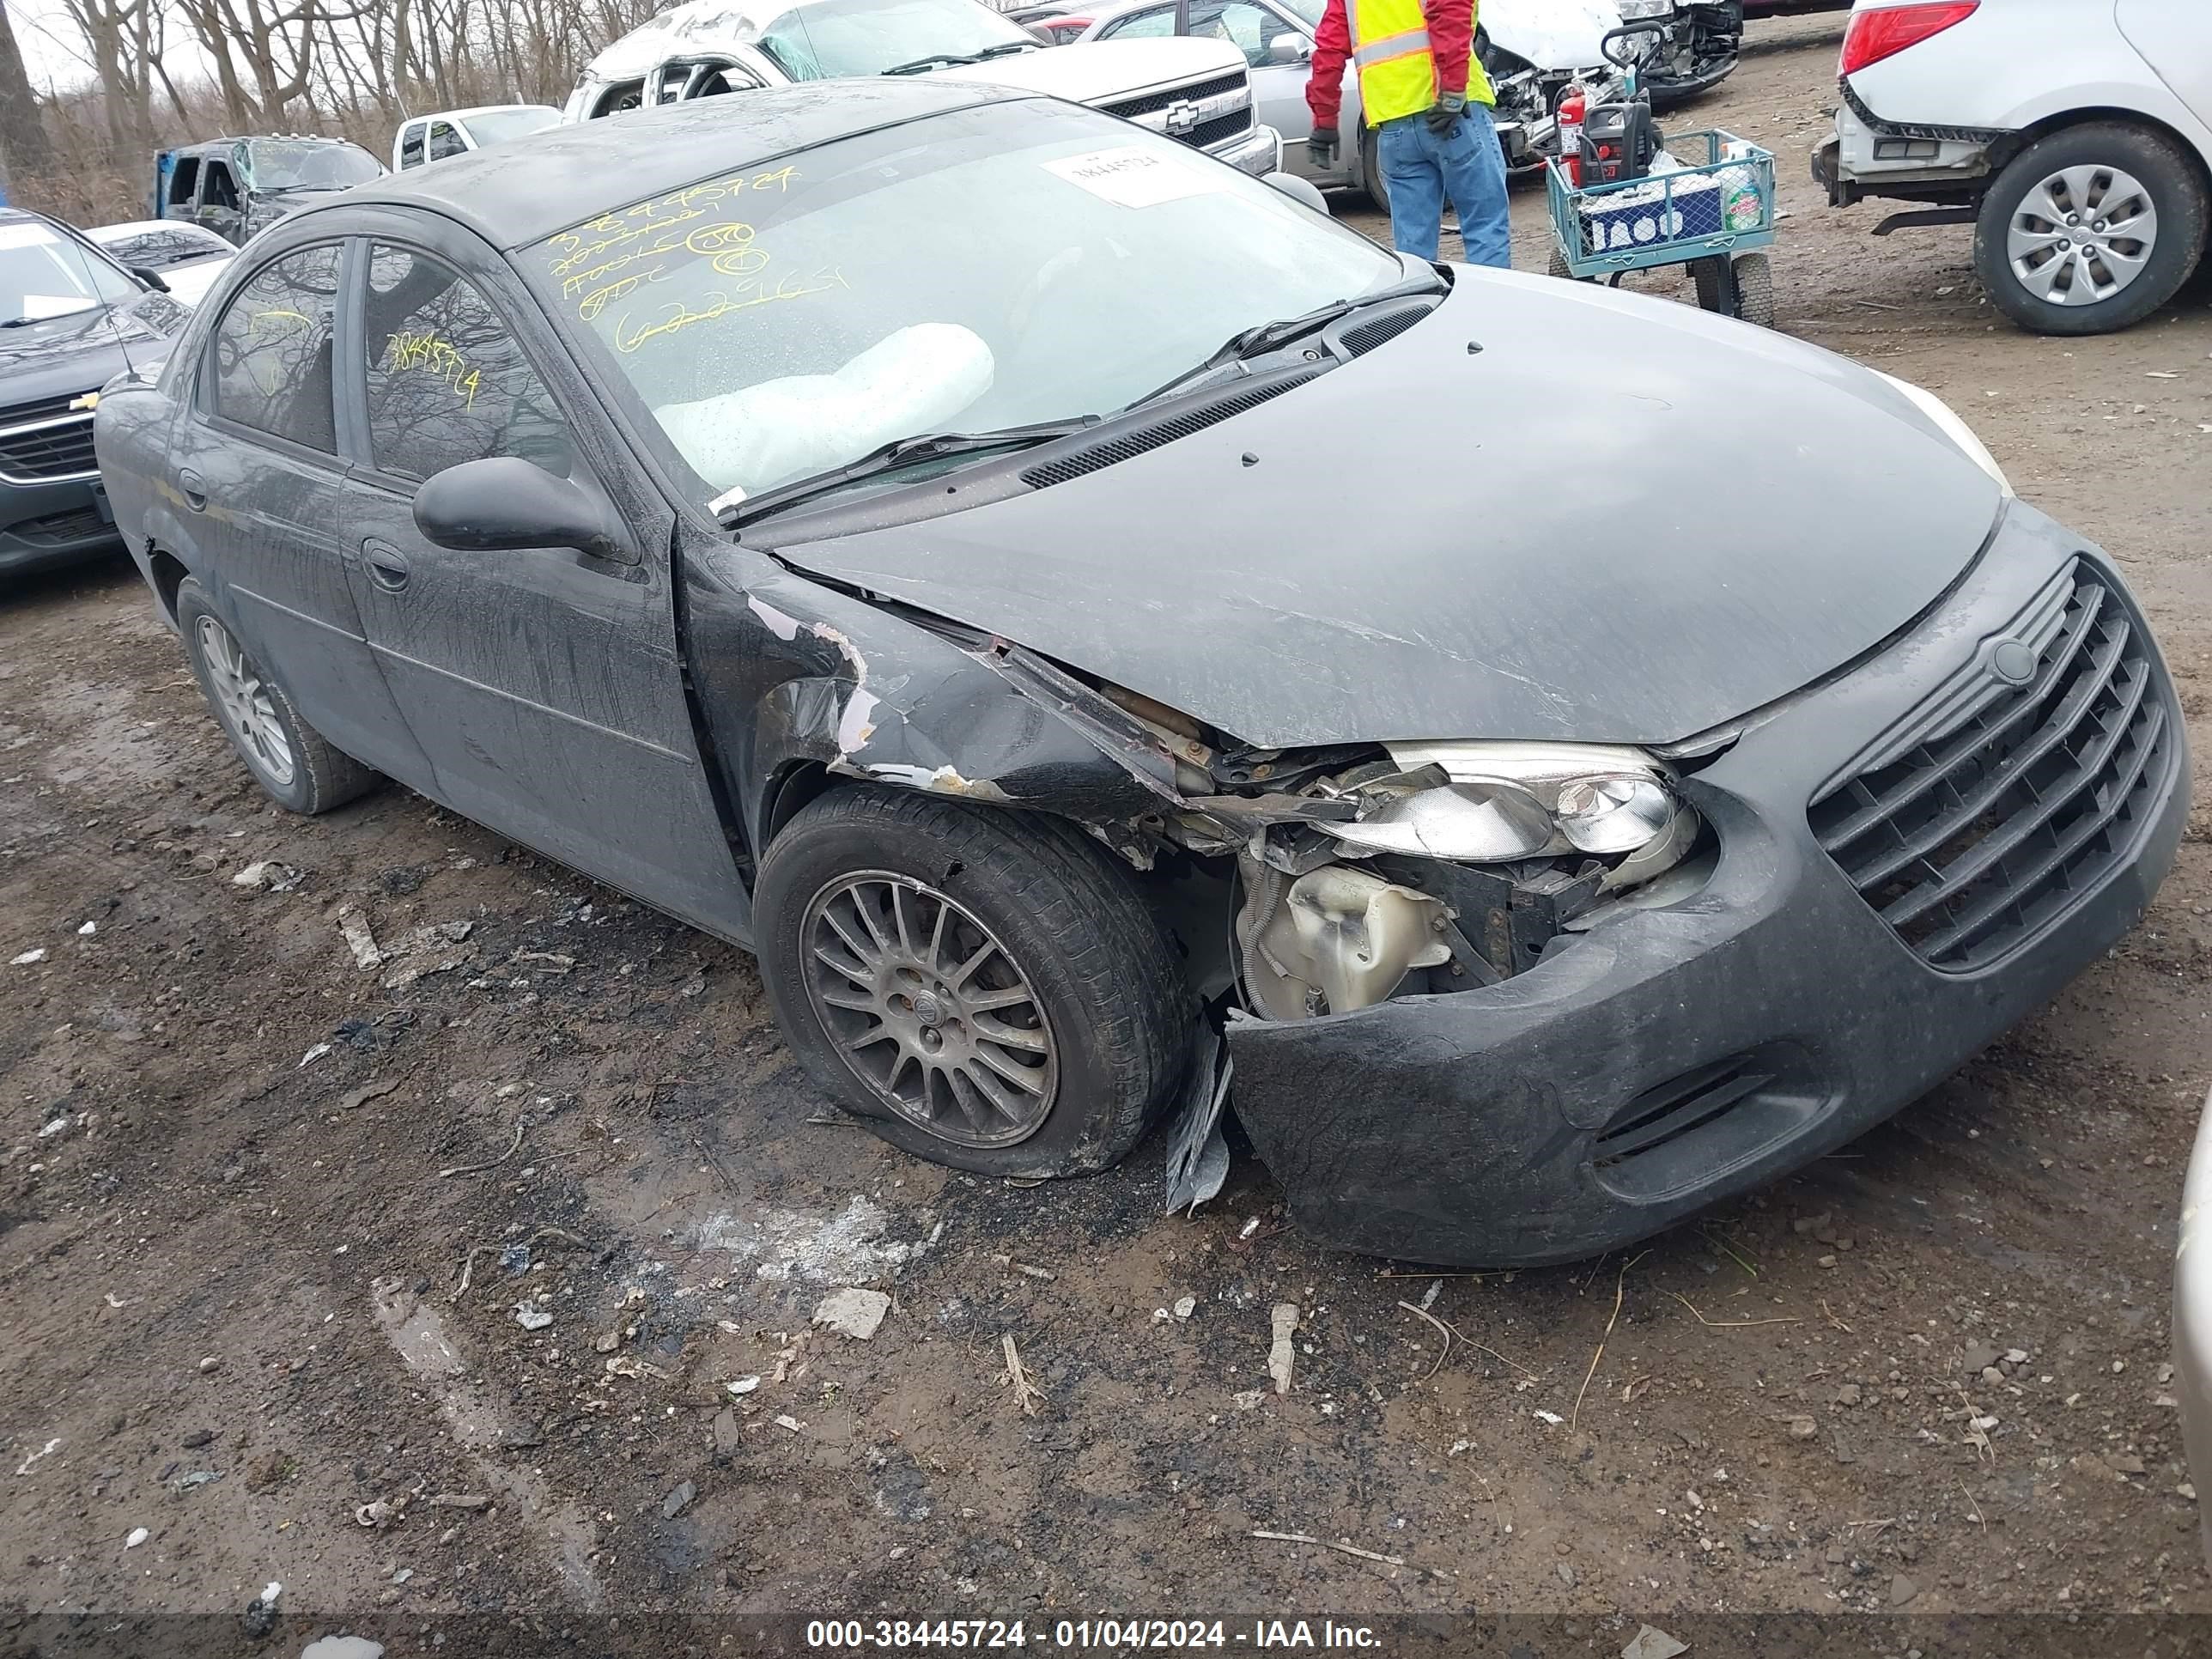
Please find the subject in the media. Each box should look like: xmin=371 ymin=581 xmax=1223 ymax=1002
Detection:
xmin=94 ymin=83 xmax=2189 ymax=1267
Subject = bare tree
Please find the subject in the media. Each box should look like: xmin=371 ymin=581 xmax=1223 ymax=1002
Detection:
xmin=0 ymin=0 xmax=58 ymax=190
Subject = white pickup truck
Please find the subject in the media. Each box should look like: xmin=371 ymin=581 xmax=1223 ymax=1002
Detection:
xmin=564 ymin=0 xmax=1282 ymax=176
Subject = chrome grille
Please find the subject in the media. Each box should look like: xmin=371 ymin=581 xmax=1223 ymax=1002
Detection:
xmin=1809 ymin=560 xmax=2173 ymax=971
xmin=0 ymin=411 xmax=98 ymax=482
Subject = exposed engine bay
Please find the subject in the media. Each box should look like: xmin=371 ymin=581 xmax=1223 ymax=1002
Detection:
xmin=974 ymin=648 xmax=1711 ymax=1025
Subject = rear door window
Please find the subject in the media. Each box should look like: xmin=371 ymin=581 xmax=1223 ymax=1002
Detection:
xmin=208 ymin=244 xmax=343 ymax=453
xmin=167 ymin=158 xmax=199 ymax=208
xmin=360 ymin=242 xmax=572 ymax=482
xmin=398 ymin=124 xmax=426 ymax=168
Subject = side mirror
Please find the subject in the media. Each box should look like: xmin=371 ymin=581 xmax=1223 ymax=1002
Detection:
xmin=1267 ymin=33 xmax=1310 ymax=64
xmin=1263 ymin=171 xmax=1330 ymax=215
xmin=131 ymin=266 xmax=171 ymax=293
xmin=412 ymin=457 xmax=623 ymax=558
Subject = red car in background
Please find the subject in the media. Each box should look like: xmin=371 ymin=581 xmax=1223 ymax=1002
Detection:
xmin=1005 ymin=2 xmax=1095 ymax=40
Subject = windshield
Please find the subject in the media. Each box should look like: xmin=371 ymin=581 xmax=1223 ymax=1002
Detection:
xmin=755 ymin=0 xmax=1036 ymax=78
xmin=1275 ymin=0 xmax=1323 ymax=27
xmin=529 ymin=102 xmax=1402 ymax=504
xmin=250 ymin=141 xmax=384 ymax=191
xmin=0 ymin=220 xmax=139 ymax=325
xmin=464 ymin=106 xmax=562 ymax=146
xmin=96 ymin=225 xmax=230 ymax=269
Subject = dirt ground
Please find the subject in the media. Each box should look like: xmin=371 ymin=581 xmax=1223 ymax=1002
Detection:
xmin=8 ymin=13 xmax=2212 ymax=1652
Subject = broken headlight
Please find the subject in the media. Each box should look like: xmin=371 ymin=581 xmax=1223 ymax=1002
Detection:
xmin=1318 ymin=741 xmax=1698 ymax=884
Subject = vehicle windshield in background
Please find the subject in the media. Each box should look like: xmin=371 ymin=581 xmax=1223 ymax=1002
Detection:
xmin=462 ymin=106 xmax=563 ymax=145
xmin=96 ymin=225 xmax=231 ymax=269
xmin=754 ymin=0 xmax=1037 ymax=78
xmin=0 ymin=221 xmax=138 ymax=325
xmin=1276 ymin=0 xmax=1323 ymax=27
xmin=252 ymin=141 xmax=384 ymax=192
xmin=528 ymin=102 xmax=1402 ymax=503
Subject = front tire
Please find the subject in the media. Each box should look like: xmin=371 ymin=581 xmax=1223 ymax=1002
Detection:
xmin=1972 ymin=121 xmax=2208 ymax=337
xmin=1360 ymin=126 xmax=1387 ymax=210
xmin=176 ymin=578 xmax=379 ymax=815
xmin=756 ymin=787 xmax=1189 ymax=1177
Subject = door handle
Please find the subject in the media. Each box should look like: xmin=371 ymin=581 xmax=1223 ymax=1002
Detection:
xmin=178 ymin=469 xmax=207 ymax=511
xmin=362 ymin=538 xmax=410 ymax=592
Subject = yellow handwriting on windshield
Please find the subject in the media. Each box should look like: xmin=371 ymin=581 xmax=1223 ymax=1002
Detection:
xmin=550 ymin=209 xmax=710 ymax=278
xmin=611 ymin=269 xmax=849 ymax=354
xmin=384 ymin=329 xmax=483 ymax=410
xmin=551 ymin=167 xmax=800 ymax=259
xmin=684 ymin=221 xmax=772 ymax=279
xmin=248 ymin=307 xmax=313 ymax=332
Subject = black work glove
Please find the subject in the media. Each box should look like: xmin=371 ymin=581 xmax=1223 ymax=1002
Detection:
xmin=1425 ymin=90 xmax=1466 ymax=136
xmin=1307 ymin=128 xmax=1340 ymax=167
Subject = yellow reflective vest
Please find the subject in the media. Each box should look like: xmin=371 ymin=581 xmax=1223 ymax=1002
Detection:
xmin=1349 ymin=0 xmax=1494 ymax=126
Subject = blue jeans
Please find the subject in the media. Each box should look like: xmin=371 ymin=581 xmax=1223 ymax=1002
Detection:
xmin=1375 ymin=102 xmax=1510 ymax=268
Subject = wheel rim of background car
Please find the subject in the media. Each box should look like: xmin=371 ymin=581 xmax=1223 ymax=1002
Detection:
xmin=194 ymin=616 xmax=295 ymax=788
xmin=800 ymin=871 xmax=1060 ymax=1148
xmin=2006 ymin=163 xmax=2159 ymax=307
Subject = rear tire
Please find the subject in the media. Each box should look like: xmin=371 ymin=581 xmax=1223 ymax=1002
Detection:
xmin=176 ymin=577 xmax=379 ymax=815
xmin=1972 ymin=121 xmax=2207 ymax=337
xmin=756 ymin=787 xmax=1190 ymax=1178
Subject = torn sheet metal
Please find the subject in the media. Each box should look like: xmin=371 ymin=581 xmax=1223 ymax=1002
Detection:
xmin=1163 ymin=1022 xmax=1233 ymax=1214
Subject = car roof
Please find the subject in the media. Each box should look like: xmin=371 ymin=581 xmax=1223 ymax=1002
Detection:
xmin=321 ymin=81 xmax=1018 ymax=251
xmin=582 ymin=0 xmax=869 ymax=77
xmin=406 ymin=103 xmax=556 ymax=125
xmin=162 ymin=134 xmax=375 ymax=157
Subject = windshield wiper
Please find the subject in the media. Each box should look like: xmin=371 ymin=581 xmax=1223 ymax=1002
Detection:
xmin=883 ymin=41 xmax=1033 ymax=73
xmin=1132 ymin=270 xmax=1449 ymax=407
xmin=882 ymin=52 xmax=977 ymax=73
xmin=725 ymin=416 xmax=1100 ymax=526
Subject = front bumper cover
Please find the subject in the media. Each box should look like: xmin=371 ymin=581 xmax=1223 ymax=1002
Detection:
xmin=1 ymin=475 xmax=118 ymax=579
xmin=1228 ymin=504 xmax=2189 ymax=1267
xmin=1205 ymin=122 xmax=1281 ymax=177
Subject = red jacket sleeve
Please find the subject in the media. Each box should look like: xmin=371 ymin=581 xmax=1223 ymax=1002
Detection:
xmin=1306 ymin=0 xmax=1351 ymax=131
xmin=1429 ymin=0 xmax=1473 ymax=105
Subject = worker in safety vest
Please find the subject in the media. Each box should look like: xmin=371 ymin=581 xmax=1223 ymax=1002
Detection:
xmin=1303 ymin=0 xmax=1510 ymax=268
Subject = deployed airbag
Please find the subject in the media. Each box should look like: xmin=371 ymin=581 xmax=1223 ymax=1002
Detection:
xmin=655 ymin=322 xmax=995 ymax=498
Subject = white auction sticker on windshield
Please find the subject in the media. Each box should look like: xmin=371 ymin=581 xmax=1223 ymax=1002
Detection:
xmin=0 ymin=222 xmax=60 ymax=250
xmin=1043 ymin=146 xmax=1218 ymax=209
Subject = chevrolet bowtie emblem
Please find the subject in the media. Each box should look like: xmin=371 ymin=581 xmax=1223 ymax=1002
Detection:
xmin=1164 ymin=100 xmax=1200 ymax=135
xmin=70 ymin=392 xmax=100 ymax=412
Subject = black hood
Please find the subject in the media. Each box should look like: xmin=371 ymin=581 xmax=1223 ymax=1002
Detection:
xmin=0 ymin=295 xmax=182 ymax=407
xmin=774 ymin=272 xmax=2007 ymax=749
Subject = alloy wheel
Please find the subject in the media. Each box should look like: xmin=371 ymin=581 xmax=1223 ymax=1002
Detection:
xmin=195 ymin=615 xmax=295 ymax=787
xmin=2006 ymin=163 xmax=2159 ymax=307
xmin=800 ymin=871 xmax=1059 ymax=1148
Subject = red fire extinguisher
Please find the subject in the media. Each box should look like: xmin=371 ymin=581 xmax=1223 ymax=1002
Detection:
xmin=1556 ymin=82 xmax=1586 ymax=188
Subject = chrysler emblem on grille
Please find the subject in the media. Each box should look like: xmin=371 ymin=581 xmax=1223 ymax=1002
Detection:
xmin=1164 ymin=100 xmax=1200 ymax=135
xmin=1988 ymin=638 xmax=2039 ymax=686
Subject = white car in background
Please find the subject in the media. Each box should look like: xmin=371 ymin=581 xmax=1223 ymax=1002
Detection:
xmin=564 ymin=0 xmax=1282 ymax=176
xmin=82 ymin=219 xmax=234 ymax=307
xmin=392 ymin=103 xmax=563 ymax=170
xmin=1814 ymin=0 xmax=2212 ymax=334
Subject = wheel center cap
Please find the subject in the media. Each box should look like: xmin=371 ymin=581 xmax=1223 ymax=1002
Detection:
xmin=912 ymin=989 xmax=949 ymax=1029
